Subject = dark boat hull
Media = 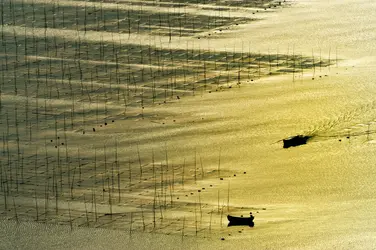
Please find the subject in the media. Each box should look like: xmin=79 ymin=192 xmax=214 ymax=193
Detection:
xmin=283 ymin=135 xmax=311 ymax=148
xmin=227 ymin=215 xmax=254 ymax=227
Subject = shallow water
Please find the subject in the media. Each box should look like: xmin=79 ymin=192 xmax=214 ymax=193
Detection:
xmin=3 ymin=0 xmax=376 ymax=249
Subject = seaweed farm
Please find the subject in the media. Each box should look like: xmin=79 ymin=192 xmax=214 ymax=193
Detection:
xmin=4 ymin=0 xmax=376 ymax=249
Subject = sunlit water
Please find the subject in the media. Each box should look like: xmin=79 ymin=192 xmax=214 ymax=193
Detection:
xmin=3 ymin=0 xmax=376 ymax=249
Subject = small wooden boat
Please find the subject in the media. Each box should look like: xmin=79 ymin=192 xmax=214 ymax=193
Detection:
xmin=283 ymin=135 xmax=311 ymax=148
xmin=227 ymin=215 xmax=254 ymax=227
